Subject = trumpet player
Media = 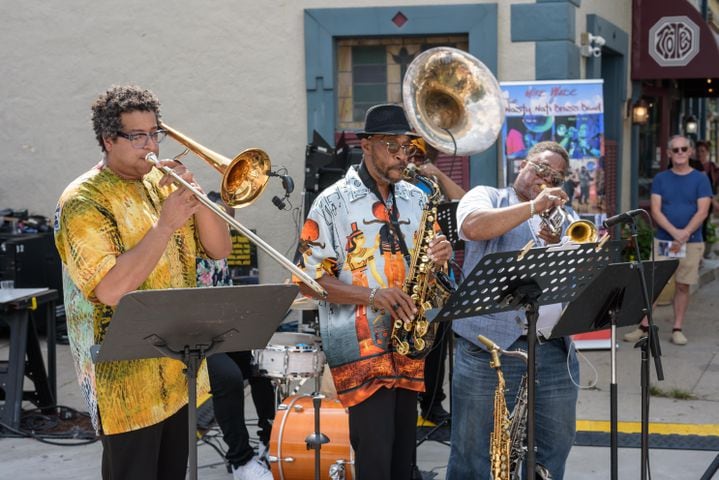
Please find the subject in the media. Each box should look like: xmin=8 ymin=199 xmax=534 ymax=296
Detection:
xmin=54 ymin=84 xmax=231 ymax=480
xmin=447 ymin=141 xmax=578 ymax=479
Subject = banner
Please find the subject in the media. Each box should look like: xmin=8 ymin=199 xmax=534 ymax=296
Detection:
xmin=500 ymin=80 xmax=610 ymax=349
xmin=500 ymin=79 xmax=607 ymax=226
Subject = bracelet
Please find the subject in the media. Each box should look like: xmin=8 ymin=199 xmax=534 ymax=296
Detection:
xmin=368 ymin=287 xmax=379 ymax=312
xmin=529 ymin=199 xmax=536 ymax=217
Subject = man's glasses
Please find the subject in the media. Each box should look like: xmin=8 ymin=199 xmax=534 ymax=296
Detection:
xmin=375 ymin=140 xmax=418 ymax=157
xmin=116 ymin=130 xmax=168 ymax=149
xmin=671 ymin=145 xmax=690 ymax=154
xmin=527 ymin=161 xmax=566 ymax=187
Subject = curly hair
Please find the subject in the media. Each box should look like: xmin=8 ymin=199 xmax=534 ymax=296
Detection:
xmin=91 ymin=85 xmax=161 ymax=152
xmin=527 ymin=141 xmax=570 ymax=171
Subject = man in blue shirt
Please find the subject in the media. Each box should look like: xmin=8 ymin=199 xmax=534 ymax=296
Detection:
xmin=624 ymin=135 xmax=712 ymax=345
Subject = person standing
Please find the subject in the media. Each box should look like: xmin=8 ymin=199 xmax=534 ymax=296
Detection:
xmin=196 ymin=257 xmax=274 ymax=480
xmin=54 ymin=84 xmax=232 ymax=479
xmin=296 ymin=104 xmax=452 ymax=480
xmin=624 ymin=135 xmax=712 ymax=345
xmin=447 ymin=141 xmax=578 ymax=479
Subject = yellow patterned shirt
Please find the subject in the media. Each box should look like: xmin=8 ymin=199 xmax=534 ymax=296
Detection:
xmin=54 ymin=164 xmax=210 ymax=435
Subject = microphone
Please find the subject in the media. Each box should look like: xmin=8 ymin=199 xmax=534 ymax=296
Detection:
xmin=603 ymin=209 xmax=645 ymax=228
xmin=268 ymin=170 xmax=295 ymax=210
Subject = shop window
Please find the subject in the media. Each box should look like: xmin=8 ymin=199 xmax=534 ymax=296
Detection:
xmin=336 ymin=36 xmax=468 ymax=131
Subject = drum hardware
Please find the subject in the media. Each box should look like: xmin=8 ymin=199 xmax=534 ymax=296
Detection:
xmin=268 ymin=394 xmax=354 ymax=480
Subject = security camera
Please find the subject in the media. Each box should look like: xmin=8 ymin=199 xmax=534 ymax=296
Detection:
xmin=592 ymin=35 xmax=606 ymax=47
xmin=592 ymin=46 xmax=602 ymax=57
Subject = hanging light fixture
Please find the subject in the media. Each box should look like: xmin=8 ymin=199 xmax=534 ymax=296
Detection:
xmin=685 ymin=114 xmax=698 ymax=135
xmin=631 ymin=99 xmax=649 ymax=125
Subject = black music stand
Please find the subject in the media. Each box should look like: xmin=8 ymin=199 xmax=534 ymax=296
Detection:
xmin=93 ymin=284 xmax=298 ymax=480
xmin=549 ymin=259 xmax=678 ymax=480
xmin=435 ymin=241 xmax=618 ymax=476
xmin=436 ymin=201 xmax=464 ymax=250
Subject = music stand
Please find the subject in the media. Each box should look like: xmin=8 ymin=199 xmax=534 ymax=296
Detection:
xmin=93 ymin=284 xmax=298 ymax=480
xmin=436 ymin=201 xmax=464 ymax=250
xmin=549 ymin=259 xmax=678 ymax=480
xmin=435 ymin=241 xmax=618 ymax=476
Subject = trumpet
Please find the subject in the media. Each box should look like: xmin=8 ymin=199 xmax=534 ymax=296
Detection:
xmin=145 ymin=123 xmax=327 ymax=298
xmin=539 ymin=204 xmax=600 ymax=244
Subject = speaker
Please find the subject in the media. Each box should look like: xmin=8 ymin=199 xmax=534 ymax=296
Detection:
xmin=0 ymin=233 xmax=64 ymax=336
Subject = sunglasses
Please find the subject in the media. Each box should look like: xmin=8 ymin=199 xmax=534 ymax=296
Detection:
xmin=671 ymin=146 xmax=690 ymax=154
xmin=526 ymin=161 xmax=566 ymax=187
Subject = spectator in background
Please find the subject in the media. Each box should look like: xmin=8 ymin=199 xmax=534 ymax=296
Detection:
xmin=624 ymin=135 xmax=712 ymax=345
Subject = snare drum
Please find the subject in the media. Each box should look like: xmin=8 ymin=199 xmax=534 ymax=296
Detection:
xmin=268 ymin=394 xmax=354 ymax=480
xmin=254 ymin=332 xmax=325 ymax=379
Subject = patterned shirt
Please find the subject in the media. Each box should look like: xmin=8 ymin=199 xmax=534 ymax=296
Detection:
xmin=54 ymin=164 xmax=210 ymax=435
xmin=298 ymin=165 xmax=428 ymax=407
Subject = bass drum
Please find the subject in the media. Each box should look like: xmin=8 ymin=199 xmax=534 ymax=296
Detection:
xmin=268 ymin=394 xmax=354 ymax=480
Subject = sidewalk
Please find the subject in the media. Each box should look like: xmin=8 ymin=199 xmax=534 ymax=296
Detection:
xmin=1 ymin=265 xmax=717 ymax=479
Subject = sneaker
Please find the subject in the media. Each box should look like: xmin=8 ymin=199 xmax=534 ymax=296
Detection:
xmin=623 ymin=327 xmax=647 ymax=343
xmin=232 ymin=456 xmax=273 ymax=480
xmin=671 ymin=330 xmax=688 ymax=345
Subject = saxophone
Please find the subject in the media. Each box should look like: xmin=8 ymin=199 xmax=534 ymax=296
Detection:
xmin=478 ymin=335 xmax=552 ymax=480
xmin=391 ymin=164 xmax=455 ymax=359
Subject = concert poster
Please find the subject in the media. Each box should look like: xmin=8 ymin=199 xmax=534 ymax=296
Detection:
xmin=500 ymin=79 xmax=606 ymax=220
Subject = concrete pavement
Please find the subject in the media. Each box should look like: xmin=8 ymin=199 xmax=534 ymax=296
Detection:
xmin=1 ymin=264 xmax=717 ymax=479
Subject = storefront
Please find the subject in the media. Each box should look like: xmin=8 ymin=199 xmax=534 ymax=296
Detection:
xmin=631 ymin=0 xmax=719 ymax=207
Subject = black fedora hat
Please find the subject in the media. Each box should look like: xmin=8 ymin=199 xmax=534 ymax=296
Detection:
xmin=358 ymin=103 xmax=419 ymax=138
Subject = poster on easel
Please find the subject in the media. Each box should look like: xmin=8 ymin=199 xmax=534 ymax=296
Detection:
xmin=500 ymin=79 xmax=611 ymax=349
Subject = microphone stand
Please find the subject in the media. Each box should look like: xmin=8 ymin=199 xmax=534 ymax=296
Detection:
xmin=627 ymin=218 xmax=664 ymax=480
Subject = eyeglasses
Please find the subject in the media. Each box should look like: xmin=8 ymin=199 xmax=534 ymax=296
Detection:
xmin=375 ymin=140 xmax=418 ymax=157
xmin=671 ymin=145 xmax=690 ymax=154
xmin=116 ymin=129 xmax=168 ymax=149
xmin=527 ymin=161 xmax=566 ymax=187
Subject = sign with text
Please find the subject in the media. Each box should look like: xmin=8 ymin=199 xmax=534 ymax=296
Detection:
xmin=500 ymin=79 xmax=606 ymax=217
xmin=227 ymin=230 xmax=258 ymax=279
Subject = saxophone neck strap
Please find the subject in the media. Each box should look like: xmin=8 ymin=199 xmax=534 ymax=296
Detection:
xmin=358 ymin=161 xmax=412 ymax=265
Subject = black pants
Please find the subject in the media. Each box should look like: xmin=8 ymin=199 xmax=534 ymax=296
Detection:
xmin=101 ymin=405 xmax=188 ymax=480
xmin=419 ymin=321 xmax=449 ymax=414
xmin=348 ymin=387 xmax=417 ymax=480
xmin=207 ymin=351 xmax=275 ymax=468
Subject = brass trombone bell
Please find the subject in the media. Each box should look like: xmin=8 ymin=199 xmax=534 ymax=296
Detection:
xmin=160 ymin=122 xmax=270 ymax=208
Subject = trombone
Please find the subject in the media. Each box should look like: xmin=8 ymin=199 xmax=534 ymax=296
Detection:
xmin=145 ymin=123 xmax=327 ymax=298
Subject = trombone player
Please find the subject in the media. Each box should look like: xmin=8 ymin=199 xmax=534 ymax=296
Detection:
xmin=54 ymin=84 xmax=231 ymax=480
xmin=448 ymin=141 xmax=578 ymax=479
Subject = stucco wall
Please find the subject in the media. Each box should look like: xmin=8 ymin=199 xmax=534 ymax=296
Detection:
xmin=0 ymin=0 xmax=631 ymax=283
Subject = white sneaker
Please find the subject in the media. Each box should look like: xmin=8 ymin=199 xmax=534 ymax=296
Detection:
xmin=232 ymin=456 xmax=273 ymax=480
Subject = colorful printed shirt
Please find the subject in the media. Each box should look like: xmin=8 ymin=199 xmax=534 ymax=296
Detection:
xmin=297 ymin=165 xmax=427 ymax=407
xmin=54 ymin=164 xmax=210 ymax=435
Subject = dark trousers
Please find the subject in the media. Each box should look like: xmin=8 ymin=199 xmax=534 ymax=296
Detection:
xmin=101 ymin=405 xmax=188 ymax=480
xmin=348 ymin=387 xmax=417 ymax=480
xmin=418 ymin=322 xmax=449 ymax=414
xmin=207 ymin=351 xmax=275 ymax=468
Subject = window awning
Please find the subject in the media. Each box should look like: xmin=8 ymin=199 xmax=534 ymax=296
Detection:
xmin=632 ymin=0 xmax=719 ymax=82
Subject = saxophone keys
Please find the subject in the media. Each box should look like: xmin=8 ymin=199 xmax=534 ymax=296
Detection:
xmin=403 ymin=320 xmax=412 ymax=331
xmin=396 ymin=340 xmax=410 ymax=355
xmin=394 ymin=319 xmax=403 ymax=330
xmin=414 ymin=337 xmax=426 ymax=351
xmin=415 ymin=320 xmax=429 ymax=336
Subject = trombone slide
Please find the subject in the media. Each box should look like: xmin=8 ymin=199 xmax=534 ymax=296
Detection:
xmin=145 ymin=153 xmax=327 ymax=299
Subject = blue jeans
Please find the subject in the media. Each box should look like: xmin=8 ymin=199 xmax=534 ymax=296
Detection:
xmin=447 ymin=336 xmax=579 ymax=479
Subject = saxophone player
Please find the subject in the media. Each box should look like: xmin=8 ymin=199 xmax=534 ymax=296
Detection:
xmin=296 ymin=104 xmax=452 ymax=480
xmin=447 ymin=141 xmax=577 ymax=479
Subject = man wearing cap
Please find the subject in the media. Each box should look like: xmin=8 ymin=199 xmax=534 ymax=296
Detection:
xmin=296 ymin=104 xmax=452 ymax=480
